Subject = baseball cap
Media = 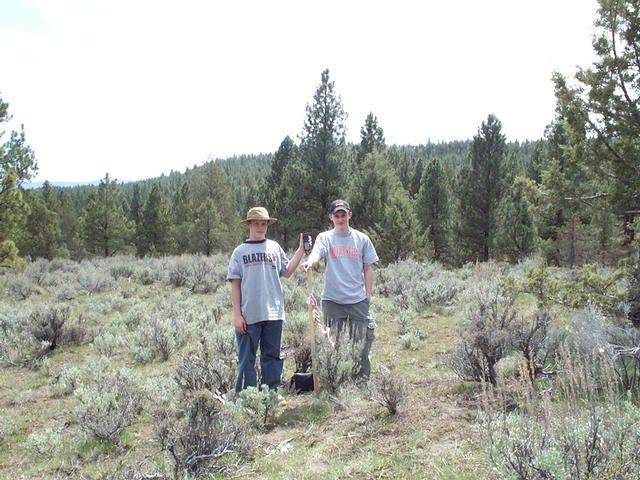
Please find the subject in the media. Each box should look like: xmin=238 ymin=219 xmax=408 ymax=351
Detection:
xmin=329 ymin=199 xmax=350 ymax=214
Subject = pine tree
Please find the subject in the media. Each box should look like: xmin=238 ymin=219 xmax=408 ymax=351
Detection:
xmin=553 ymin=0 xmax=640 ymax=324
xmin=81 ymin=174 xmax=133 ymax=256
xmin=388 ymin=146 xmax=420 ymax=196
xmin=20 ymin=189 xmax=64 ymax=259
xmin=130 ymin=183 xmax=145 ymax=254
xmin=262 ymin=136 xmax=303 ymax=248
xmin=416 ymin=158 xmax=451 ymax=262
xmin=357 ymin=113 xmax=385 ymax=165
xmin=0 ymin=95 xmax=38 ymax=270
xmin=298 ymin=69 xmax=348 ymax=232
xmin=57 ymin=189 xmax=85 ymax=259
xmin=349 ymin=151 xmax=399 ymax=234
xmin=172 ymin=181 xmax=192 ymax=253
xmin=456 ymin=114 xmax=507 ymax=262
xmin=137 ymin=182 xmax=174 ymax=256
xmin=189 ymin=161 xmax=239 ymax=254
xmin=367 ymin=189 xmax=428 ymax=264
xmin=495 ymin=178 xmax=538 ymax=263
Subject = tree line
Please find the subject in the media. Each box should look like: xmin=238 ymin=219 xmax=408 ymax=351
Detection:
xmin=1 ymin=92 xmax=542 ymax=268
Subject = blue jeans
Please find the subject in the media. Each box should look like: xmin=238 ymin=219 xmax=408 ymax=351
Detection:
xmin=235 ymin=320 xmax=283 ymax=393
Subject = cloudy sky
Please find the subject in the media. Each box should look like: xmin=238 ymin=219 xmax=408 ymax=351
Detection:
xmin=1 ymin=0 xmax=599 ymax=183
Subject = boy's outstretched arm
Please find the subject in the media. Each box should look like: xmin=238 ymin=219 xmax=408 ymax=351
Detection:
xmin=283 ymin=233 xmax=308 ymax=278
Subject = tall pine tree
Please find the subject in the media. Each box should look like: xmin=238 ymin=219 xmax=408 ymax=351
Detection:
xmin=81 ymin=174 xmax=133 ymax=256
xmin=456 ymin=114 xmax=507 ymax=262
xmin=20 ymin=187 xmax=64 ymax=259
xmin=495 ymin=178 xmax=537 ymax=262
xmin=261 ymin=136 xmax=302 ymax=248
xmin=349 ymin=150 xmax=398 ymax=234
xmin=356 ymin=112 xmax=385 ymax=165
xmin=553 ymin=0 xmax=640 ymax=324
xmin=349 ymin=116 xmax=392 ymax=233
xmin=298 ymin=69 xmax=348 ymax=232
xmin=137 ymin=182 xmax=174 ymax=256
xmin=368 ymin=188 xmax=428 ymax=264
xmin=0 ymin=94 xmax=37 ymax=270
xmin=189 ymin=161 xmax=239 ymax=254
xmin=172 ymin=181 xmax=192 ymax=253
xmin=416 ymin=158 xmax=451 ymax=262
xmin=57 ymin=189 xmax=84 ymax=259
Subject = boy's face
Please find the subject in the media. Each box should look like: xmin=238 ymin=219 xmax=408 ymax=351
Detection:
xmin=329 ymin=210 xmax=351 ymax=231
xmin=247 ymin=220 xmax=269 ymax=240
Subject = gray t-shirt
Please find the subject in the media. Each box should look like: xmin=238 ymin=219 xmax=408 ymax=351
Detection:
xmin=312 ymin=228 xmax=379 ymax=304
xmin=226 ymin=239 xmax=289 ymax=324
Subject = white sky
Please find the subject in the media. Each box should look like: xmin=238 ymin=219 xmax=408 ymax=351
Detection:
xmin=1 ymin=0 xmax=599 ymax=183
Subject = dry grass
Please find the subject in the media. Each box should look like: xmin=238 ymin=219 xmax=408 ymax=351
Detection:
xmin=0 ymin=268 xmax=494 ymax=480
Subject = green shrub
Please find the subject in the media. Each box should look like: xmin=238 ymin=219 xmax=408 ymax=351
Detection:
xmin=412 ymin=274 xmax=464 ymax=308
xmin=6 ymin=273 xmax=42 ymax=300
xmin=315 ymin=334 xmax=362 ymax=395
xmin=370 ymin=364 xmax=406 ymax=415
xmin=24 ymin=258 xmax=50 ymax=285
xmin=167 ymin=256 xmax=191 ymax=287
xmin=482 ymin=351 xmax=640 ymax=480
xmin=565 ymin=307 xmax=640 ymax=392
xmin=235 ymin=386 xmax=282 ymax=429
xmin=188 ymin=255 xmax=216 ymax=294
xmin=133 ymin=258 xmax=165 ymax=285
xmin=48 ymin=364 xmax=81 ymax=397
xmin=108 ymin=256 xmax=136 ymax=280
xmin=282 ymin=280 xmax=307 ymax=311
xmin=376 ymin=258 xmax=467 ymax=311
xmin=399 ymin=331 xmax=423 ymax=350
xmin=29 ymin=303 xmax=71 ymax=352
xmin=26 ymin=425 xmax=64 ymax=458
xmin=77 ymin=268 xmax=114 ymax=295
xmin=0 ymin=414 xmax=13 ymax=446
xmin=0 ymin=303 xmax=34 ymax=366
xmin=441 ymin=274 xmax=518 ymax=385
xmin=131 ymin=314 xmax=187 ymax=363
xmin=55 ymin=284 xmax=79 ymax=302
xmin=92 ymin=330 xmax=122 ymax=357
xmin=74 ymin=362 xmax=143 ymax=443
xmin=156 ymin=392 xmax=244 ymax=478
xmin=174 ymin=332 xmax=237 ymax=396
xmin=396 ymin=310 xmax=414 ymax=336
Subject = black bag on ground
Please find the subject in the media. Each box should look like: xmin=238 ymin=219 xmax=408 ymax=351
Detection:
xmin=289 ymin=372 xmax=314 ymax=393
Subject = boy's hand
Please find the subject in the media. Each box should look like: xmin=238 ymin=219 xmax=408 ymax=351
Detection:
xmin=234 ymin=315 xmax=247 ymax=335
xmin=300 ymin=232 xmax=312 ymax=252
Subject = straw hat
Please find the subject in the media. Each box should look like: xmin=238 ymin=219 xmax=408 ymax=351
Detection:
xmin=242 ymin=206 xmax=277 ymax=225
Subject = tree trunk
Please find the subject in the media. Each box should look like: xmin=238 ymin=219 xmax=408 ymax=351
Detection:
xmin=629 ymin=244 xmax=640 ymax=328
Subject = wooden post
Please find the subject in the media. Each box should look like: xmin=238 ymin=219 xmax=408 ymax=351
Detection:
xmin=307 ymin=268 xmax=319 ymax=394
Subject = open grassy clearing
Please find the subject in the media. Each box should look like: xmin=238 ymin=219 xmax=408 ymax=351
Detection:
xmin=0 ymin=300 xmax=490 ymax=479
xmin=2 ymin=255 xmax=638 ymax=479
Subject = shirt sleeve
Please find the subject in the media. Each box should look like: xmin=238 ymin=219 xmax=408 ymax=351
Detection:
xmin=312 ymin=232 xmax=328 ymax=259
xmin=362 ymin=236 xmax=379 ymax=266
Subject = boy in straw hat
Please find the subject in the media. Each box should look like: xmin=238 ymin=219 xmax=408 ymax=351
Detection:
xmin=227 ymin=207 xmax=309 ymax=394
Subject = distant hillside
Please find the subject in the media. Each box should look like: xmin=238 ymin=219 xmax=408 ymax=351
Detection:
xmin=23 ymin=180 xmax=105 ymax=189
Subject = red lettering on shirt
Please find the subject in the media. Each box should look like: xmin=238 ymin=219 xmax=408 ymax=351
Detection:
xmin=329 ymin=245 xmax=358 ymax=259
